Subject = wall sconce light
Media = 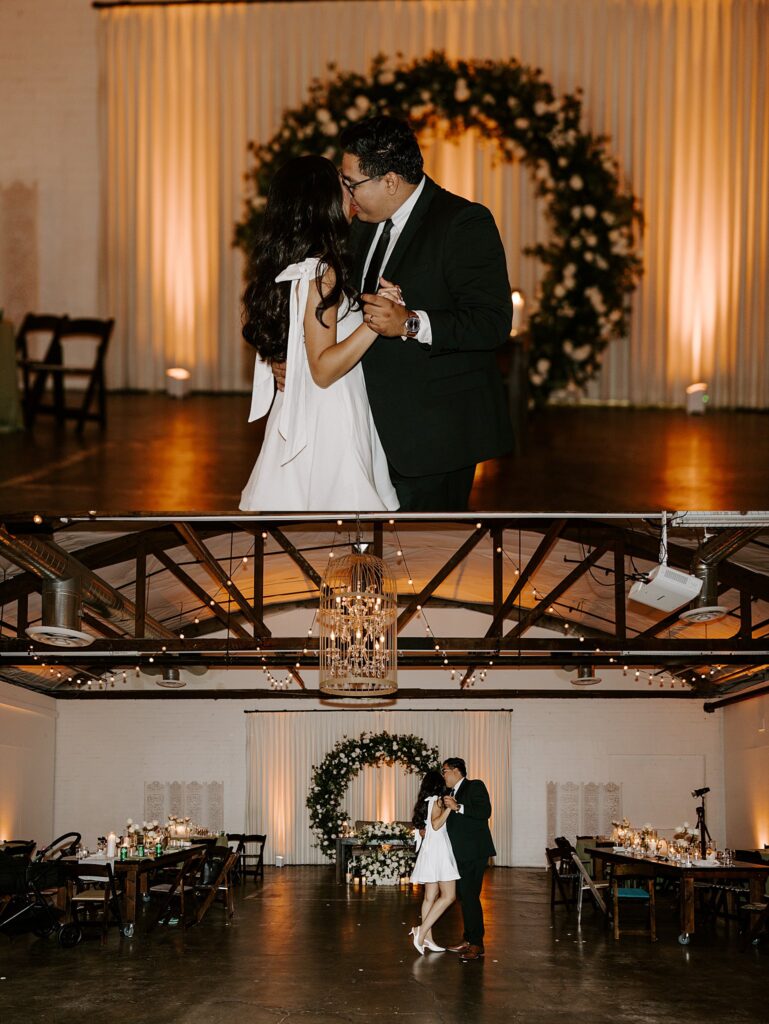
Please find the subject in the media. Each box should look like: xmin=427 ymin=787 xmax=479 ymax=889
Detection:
xmin=166 ymin=367 xmax=191 ymax=398
xmin=685 ymin=382 xmax=709 ymax=414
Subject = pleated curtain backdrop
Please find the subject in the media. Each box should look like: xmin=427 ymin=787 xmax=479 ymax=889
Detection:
xmin=245 ymin=710 xmax=513 ymax=866
xmin=99 ymin=0 xmax=769 ymax=406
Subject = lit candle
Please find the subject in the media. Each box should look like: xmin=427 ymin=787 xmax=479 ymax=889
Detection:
xmin=107 ymin=832 xmax=117 ymax=858
xmin=511 ymin=290 xmax=526 ymax=335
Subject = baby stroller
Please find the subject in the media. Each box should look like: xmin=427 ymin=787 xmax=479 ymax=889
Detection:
xmin=0 ymin=847 xmax=80 ymax=946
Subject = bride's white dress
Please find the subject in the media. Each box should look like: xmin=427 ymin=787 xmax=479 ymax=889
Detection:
xmin=410 ymin=796 xmax=461 ymax=884
xmin=239 ymin=258 xmax=399 ymax=512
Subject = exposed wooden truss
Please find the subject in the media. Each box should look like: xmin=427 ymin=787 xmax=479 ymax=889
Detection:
xmin=1 ymin=513 xmax=768 ymax=701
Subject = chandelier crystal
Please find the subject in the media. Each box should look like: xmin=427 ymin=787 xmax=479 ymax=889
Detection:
xmin=319 ymin=546 xmax=397 ymax=696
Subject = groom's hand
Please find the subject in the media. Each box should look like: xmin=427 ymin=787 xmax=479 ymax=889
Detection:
xmin=361 ymin=292 xmax=409 ymax=337
xmin=444 ymin=796 xmax=459 ymax=811
xmin=272 ymin=360 xmax=287 ymax=392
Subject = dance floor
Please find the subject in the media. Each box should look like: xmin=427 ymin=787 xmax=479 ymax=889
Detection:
xmin=1 ymin=867 xmax=765 ymax=1024
xmin=1 ymin=395 xmax=768 ymax=512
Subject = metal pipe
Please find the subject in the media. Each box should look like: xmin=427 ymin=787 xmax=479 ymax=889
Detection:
xmin=0 ymin=526 xmax=175 ymax=639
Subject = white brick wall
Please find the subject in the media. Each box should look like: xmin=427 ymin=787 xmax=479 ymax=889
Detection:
xmin=54 ymin=695 xmax=723 ymax=862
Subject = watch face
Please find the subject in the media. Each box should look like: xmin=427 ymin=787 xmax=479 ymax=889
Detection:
xmin=406 ymin=316 xmax=420 ymax=334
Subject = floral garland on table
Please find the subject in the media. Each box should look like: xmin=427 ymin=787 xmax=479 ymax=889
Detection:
xmin=235 ymin=52 xmax=643 ymax=404
xmin=306 ymin=730 xmax=440 ymax=860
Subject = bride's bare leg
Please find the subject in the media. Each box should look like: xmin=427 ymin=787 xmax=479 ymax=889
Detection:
xmin=418 ymin=880 xmax=456 ymax=944
xmin=419 ymin=882 xmax=438 ymax=938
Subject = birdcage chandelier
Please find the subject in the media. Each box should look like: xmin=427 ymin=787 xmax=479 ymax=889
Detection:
xmin=319 ymin=544 xmax=397 ymax=696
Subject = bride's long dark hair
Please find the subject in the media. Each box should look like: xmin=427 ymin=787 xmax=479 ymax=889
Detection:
xmin=411 ymin=769 xmax=447 ymax=830
xmin=242 ymin=155 xmax=358 ymax=362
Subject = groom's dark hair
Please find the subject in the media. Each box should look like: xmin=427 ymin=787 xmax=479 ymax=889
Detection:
xmin=443 ymin=757 xmax=467 ymax=777
xmin=340 ymin=116 xmax=424 ymax=184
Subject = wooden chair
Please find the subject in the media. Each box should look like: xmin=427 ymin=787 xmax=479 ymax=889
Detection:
xmin=15 ymin=314 xmax=65 ymax=428
xmin=147 ymin=846 xmax=207 ymax=930
xmin=610 ymin=861 xmax=657 ymax=941
xmin=546 ymin=845 xmax=579 ymax=909
xmin=570 ymin=851 xmax=609 ymax=924
xmin=68 ymin=861 xmax=125 ymax=943
xmin=195 ymin=848 xmax=239 ymax=925
xmin=19 ymin=316 xmax=114 ymax=432
xmin=227 ymin=833 xmax=266 ymax=883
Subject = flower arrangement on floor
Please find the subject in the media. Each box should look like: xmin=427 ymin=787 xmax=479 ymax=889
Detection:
xmin=350 ymin=842 xmax=416 ymax=886
xmin=235 ymin=51 xmax=643 ymax=404
xmin=306 ymin=730 xmax=440 ymax=860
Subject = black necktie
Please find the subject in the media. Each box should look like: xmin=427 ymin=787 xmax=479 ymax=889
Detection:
xmin=362 ymin=218 xmax=393 ymax=295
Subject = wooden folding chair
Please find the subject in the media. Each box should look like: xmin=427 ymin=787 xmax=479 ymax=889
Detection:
xmin=68 ymin=861 xmax=125 ymax=944
xmin=15 ymin=314 xmax=66 ymax=428
xmin=195 ymin=849 xmax=238 ymax=925
xmin=20 ymin=316 xmax=114 ymax=432
xmin=227 ymin=833 xmax=266 ymax=883
xmin=546 ymin=846 xmax=579 ymax=909
xmin=148 ymin=847 xmax=206 ymax=931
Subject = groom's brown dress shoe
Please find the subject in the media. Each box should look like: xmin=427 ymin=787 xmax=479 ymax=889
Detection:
xmin=447 ymin=940 xmax=470 ymax=954
xmin=459 ymin=945 xmax=485 ymax=962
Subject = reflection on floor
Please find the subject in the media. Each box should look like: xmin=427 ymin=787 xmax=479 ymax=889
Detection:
xmin=1 ymin=394 xmax=768 ymax=512
xmin=1 ymin=866 xmax=766 ymax=1024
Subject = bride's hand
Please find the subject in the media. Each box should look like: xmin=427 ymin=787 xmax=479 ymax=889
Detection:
xmin=272 ymin=360 xmax=286 ymax=392
xmin=377 ymin=277 xmax=404 ymax=305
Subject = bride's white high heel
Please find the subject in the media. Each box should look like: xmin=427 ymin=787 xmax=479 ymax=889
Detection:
xmin=423 ymin=938 xmax=445 ymax=952
xmin=409 ymin=927 xmax=425 ymax=955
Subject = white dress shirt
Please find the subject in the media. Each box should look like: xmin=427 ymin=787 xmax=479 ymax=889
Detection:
xmin=360 ymin=176 xmax=433 ymax=345
xmin=452 ymin=777 xmax=466 ymax=814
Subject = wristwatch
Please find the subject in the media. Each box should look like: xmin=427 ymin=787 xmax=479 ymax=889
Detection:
xmin=404 ymin=312 xmax=421 ymax=338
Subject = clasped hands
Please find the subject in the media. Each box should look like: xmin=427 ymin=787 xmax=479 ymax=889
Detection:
xmin=443 ymin=795 xmax=459 ymax=812
xmin=271 ymin=277 xmax=406 ymax=392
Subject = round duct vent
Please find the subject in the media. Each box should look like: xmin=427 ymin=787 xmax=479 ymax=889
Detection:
xmin=572 ymin=665 xmax=602 ymax=687
xmin=155 ymin=667 xmax=185 ymax=689
xmin=25 ymin=624 xmax=94 ymax=648
xmin=678 ymin=604 xmax=729 ymax=624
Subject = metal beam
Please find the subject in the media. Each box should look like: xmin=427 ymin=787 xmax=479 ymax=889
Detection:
xmin=268 ymin=527 xmax=322 ymax=589
xmin=152 ymin=549 xmax=251 ymax=640
xmin=176 ymin=524 xmax=269 ymax=638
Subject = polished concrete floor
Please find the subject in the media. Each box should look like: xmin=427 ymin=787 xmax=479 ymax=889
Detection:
xmin=1 ymin=395 xmax=769 ymax=513
xmin=0 ymin=867 xmax=765 ymax=1024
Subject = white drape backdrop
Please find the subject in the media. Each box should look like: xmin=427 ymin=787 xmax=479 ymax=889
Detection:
xmin=100 ymin=0 xmax=769 ymax=406
xmin=245 ymin=710 xmax=513 ymax=865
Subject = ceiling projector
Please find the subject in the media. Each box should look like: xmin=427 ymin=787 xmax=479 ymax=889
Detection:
xmin=629 ymin=563 xmax=703 ymax=612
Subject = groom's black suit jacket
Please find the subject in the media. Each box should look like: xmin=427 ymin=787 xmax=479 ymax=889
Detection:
xmin=351 ymin=177 xmax=514 ymax=477
xmin=445 ymin=777 xmax=496 ymax=862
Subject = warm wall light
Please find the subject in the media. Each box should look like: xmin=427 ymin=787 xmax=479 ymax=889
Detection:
xmin=685 ymin=382 xmax=709 ymax=415
xmin=166 ymin=367 xmax=191 ymax=398
xmin=511 ymin=290 xmax=526 ymax=335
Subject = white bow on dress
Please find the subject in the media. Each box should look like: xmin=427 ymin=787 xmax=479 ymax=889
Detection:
xmin=247 ymin=257 xmax=320 ymax=466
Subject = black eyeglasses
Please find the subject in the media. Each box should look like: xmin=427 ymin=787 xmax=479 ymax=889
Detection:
xmin=340 ymin=173 xmax=381 ymax=196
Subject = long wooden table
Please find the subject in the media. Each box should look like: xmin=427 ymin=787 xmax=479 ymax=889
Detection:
xmin=587 ymin=847 xmax=769 ymax=944
xmin=74 ymin=844 xmax=209 ymax=936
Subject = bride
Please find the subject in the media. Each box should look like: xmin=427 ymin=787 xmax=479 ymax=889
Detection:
xmin=408 ymin=769 xmax=460 ymax=954
xmin=239 ymin=155 xmax=399 ymax=512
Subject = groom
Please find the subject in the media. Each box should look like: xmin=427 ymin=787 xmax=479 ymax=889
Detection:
xmin=341 ymin=116 xmax=514 ymax=511
xmin=441 ymin=757 xmax=495 ymax=961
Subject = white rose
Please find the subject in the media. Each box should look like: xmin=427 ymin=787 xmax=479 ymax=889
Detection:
xmin=558 ymin=156 xmax=569 ymax=168
xmin=534 ymin=100 xmax=549 ymax=116
xmin=570 ymin=237 xmax=582 ymax=249
xmin=536 ymin=358 xmax=551 ymax=374
xmin=583 ymin=205 xmax=597 ymax=218
xmin=378 ymin=71 xmax=395 ymax=85
xmin=571 ymin=206 xmax=582 ymax=220
xmin=514 ymin=117 xmax=530 ymax=130
xmin=572 ymin=344 xmax=592 ymax=362
xmin=570 ymin=174 xmax=584 ymax=190
xmin=584 ymin=251 xmax=595 ymax=262
xmin=355 ymin=95 xmax=371 ymax=113
xmin=602 ymin=211 xmax=616 ymax=225
xmin=553 ymin=284 xmax=566 ymax=298
xmin=584 ymin=232 xmax=598 ymax=247
xmin=529 ymin=371 xmax=544 ymax=386
xmin=321 ymin=121 xmax=338 ymax=137
xmin=562 ymin=340 xmax=574 ymax=354
xmin=345 ymin=107 xmax=360 ymax=122
xmin=507 ymin=96 xmax=519 ymax=109
xmin=316 ymin=108 xmax=331 ymax=124
xmin=482 ymin=93 xmax=495 ymax=105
